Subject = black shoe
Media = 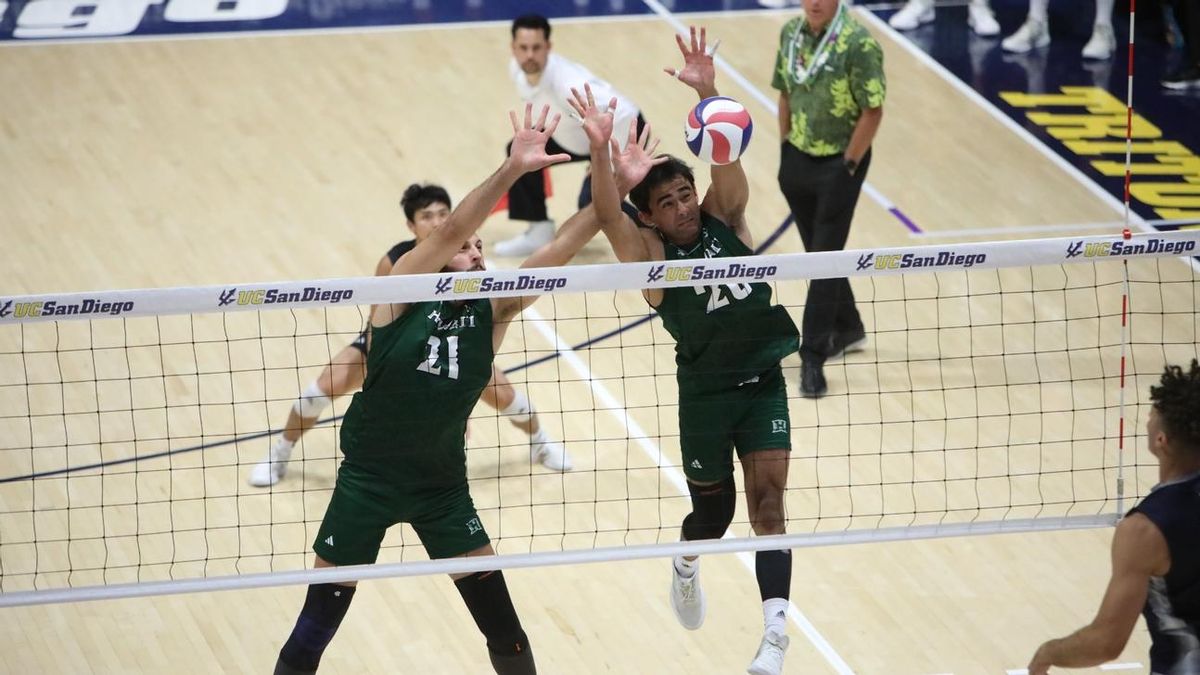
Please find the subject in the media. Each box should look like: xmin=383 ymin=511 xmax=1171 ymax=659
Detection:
xmin=800 ymin=361 xmax=827 ymax=398
xmin=828 ymin=328 xmax=868 ymax=360
xmin=1163 ymin=65 xmax=1200 ymax=90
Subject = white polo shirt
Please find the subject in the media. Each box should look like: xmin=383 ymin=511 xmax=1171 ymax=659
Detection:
xmin=510 ymin=53 xmax=640 ymax=157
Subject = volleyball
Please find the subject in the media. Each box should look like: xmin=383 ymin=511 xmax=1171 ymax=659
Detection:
xmin=684 ymin=96 xmax=753 ymax=165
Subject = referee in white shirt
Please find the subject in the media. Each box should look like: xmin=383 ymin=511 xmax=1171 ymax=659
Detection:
xmin=497 ymin=14 xmax=646 ymax=256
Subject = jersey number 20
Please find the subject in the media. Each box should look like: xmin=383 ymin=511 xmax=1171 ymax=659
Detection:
xmin=696 ymin=283 xmax=751 ymax=313
xmin=416 ymin=335 xmax=459 ymax=379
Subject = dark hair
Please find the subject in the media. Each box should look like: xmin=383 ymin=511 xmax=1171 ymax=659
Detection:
xmin=628 ymin=156 xmax=695 ymax=213
xmin=511 ymin=14 xmax=551 ymax=40
xmin=1150 ymin=359 xmax=1200 ymax=451
xmin=400 ymin=183 xmax=451 ymax=222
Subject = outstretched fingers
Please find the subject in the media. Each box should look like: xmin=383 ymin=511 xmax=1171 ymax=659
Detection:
xmin=543 ymin=111 xmax=562 ymax=137
xmin=534 ymin=104 xmax=551 ymax=132
xmin=676 ymin=31 xmax=690 ymax=58
xmin=568 ymin=87 xmax=586 ymax=117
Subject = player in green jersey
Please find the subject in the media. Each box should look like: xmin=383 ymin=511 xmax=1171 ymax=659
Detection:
xmin=272 ymin=96 xmax=664 ymax=675
xmin=590 ymin=27 xmax=799 ymax=675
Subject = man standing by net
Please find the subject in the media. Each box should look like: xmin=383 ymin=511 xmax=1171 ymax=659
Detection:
xmin=1027 ymin=360 xmax=1200 ymax=674
xmin=272 ymin=97 xmax=664 ymax=675
xmin=773 ymin=0 xmax=885 ymax=398
xmin=246 ymin=183 xmax=571 ymax=489
xmin=496 ymin=13 xmax=645 ymax=256
xmin=590 ymin=26 xmax=800 ymax=675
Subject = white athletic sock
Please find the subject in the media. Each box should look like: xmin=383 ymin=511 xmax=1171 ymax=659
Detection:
xmin=529 ymin=426 xmax=551 ymax=445
xmin=1094 ymin=0 xmax=1114 ymax=27
xmin=763 ymin=598 xmax=789 ymax=635
xmin=293 ymin=381 xmax=332 ymax=419
xmin=1028 ymin=0 xmax=1048 ymax=21
xmin=501 ymin=390 xmax=534 ymax=425
xmin=674 ymin=556 xmax=698 ymax=579
xmin=271 ymin=436 xmax=295 ymax=457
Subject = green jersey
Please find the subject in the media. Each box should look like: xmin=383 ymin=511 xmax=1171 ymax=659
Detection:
xmin=656 ymin=213 xmax=799 ymax=393
xmin=339 ymin=299 xmax=494 ymax=487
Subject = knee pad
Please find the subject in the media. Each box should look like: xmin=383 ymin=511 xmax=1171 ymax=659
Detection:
xmin=681 ymin=475 xmax=737 ymax=541
xmin=278 ymin=583 xmax=356 ymax=672
xmin=454 ymin=571 xmax=526 ymax=648
xmin=292 ymin=381 xmax=332 ymax=419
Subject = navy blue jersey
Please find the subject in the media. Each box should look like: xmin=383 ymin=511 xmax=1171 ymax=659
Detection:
xmin=1128 ymin=471 xmax=1200 ymax=674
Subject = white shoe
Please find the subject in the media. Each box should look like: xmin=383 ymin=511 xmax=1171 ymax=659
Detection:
xmin=531 ymin=439 xmax=573 ymax=471
xmin=1002 ymin=17 xmax=1050 ymax=53
xmin=888 ymin=0 xmax=933 ymax=31
xmin=494 ymin=220 xmax=555 ymax=257
xmin=967 ymin=3 xmax=1000 ymax=36
xmin=669 ymin=564 xmax=706 ymax=630
xmin=247 ymin=439 xmax=293 ymax=487
xmin=1082 ymin=23 xmax=1116 ymax=60
xmin=747 ymin=630 xmax=791 ymax=675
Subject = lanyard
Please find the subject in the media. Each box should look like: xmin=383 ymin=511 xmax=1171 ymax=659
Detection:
xmin=785 ymin=3 xmax=847 ymax=87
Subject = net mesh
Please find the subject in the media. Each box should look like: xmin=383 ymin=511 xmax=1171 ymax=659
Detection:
xmin=0 ymin=232 xmax=1197 ymax=601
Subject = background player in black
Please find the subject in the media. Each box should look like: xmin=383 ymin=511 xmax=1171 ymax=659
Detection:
xmin=273 ymin=99 xmax=664 ymax=675
xmin=1028 ymin=360 xmax=1200 ymax=674
xmin=248 ymin=185 xmax=571 ymax=488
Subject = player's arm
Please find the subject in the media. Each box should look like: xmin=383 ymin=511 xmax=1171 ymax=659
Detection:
xmin=373 ymin=254 xmax=393 ymax=277
xmin=494 ymin=86 xmax=619 ymax=327
xmin=372 ymin=104 xmax=570 ymax=327
xmin=1026 ymin=513 xmax=1167 ymax=674
xmin=363 ymin=253 xmax=395 ymax=336
xmin=667 ymin=26 xmax=749 ymax=240
xmin=588 ymin=101 xmax=670 ymax=307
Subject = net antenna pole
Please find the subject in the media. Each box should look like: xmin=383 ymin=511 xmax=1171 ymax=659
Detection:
xmin=1116 ymin=0 xmax=1138 ymax=516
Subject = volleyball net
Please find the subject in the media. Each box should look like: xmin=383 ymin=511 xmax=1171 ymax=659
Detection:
xmin=1 ymin=230 xmax=1197 ymax=606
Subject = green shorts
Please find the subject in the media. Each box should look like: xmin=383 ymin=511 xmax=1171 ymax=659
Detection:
xmin=313 ymin=461 xmax=489 ymax=565
xmin=678 ymin=365 xmax=792 ymax=483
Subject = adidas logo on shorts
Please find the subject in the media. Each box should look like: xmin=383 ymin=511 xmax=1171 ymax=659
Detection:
xmin=324 ymin=536 xmax=334 ymax=547
xmin=690 ymin=459 xmax=702 ymax=469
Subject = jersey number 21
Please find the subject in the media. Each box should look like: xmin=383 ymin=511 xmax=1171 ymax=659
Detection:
xmin=416 ymin=335 xmax=459 ymax=379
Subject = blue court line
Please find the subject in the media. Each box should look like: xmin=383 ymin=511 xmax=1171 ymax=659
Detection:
xmin=2 ymin=214 xmax=806 ymax=484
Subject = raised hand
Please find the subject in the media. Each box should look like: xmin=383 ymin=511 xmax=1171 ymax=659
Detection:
xmin=566 ymin=83 xmax=615 ymax=150
xmin=507 ymin=103 xmax=573 ymax=174
xmin=663 ymin=25 xmax=718 ymax=98
xmin=612 ymin=121 xmax=668 ymax=194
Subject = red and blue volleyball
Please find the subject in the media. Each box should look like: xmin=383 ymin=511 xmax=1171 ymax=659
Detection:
xmin=684 ymin=96 xmax=753 ymax=165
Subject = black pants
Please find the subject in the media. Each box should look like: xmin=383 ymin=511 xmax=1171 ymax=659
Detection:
xmin=778 ymin=143 xmax=871 ymax=365
xmin=1172 ymin=0 xmax=1200 ymax=66
xmin=506 ymin=113 xmax=647 ymax=222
